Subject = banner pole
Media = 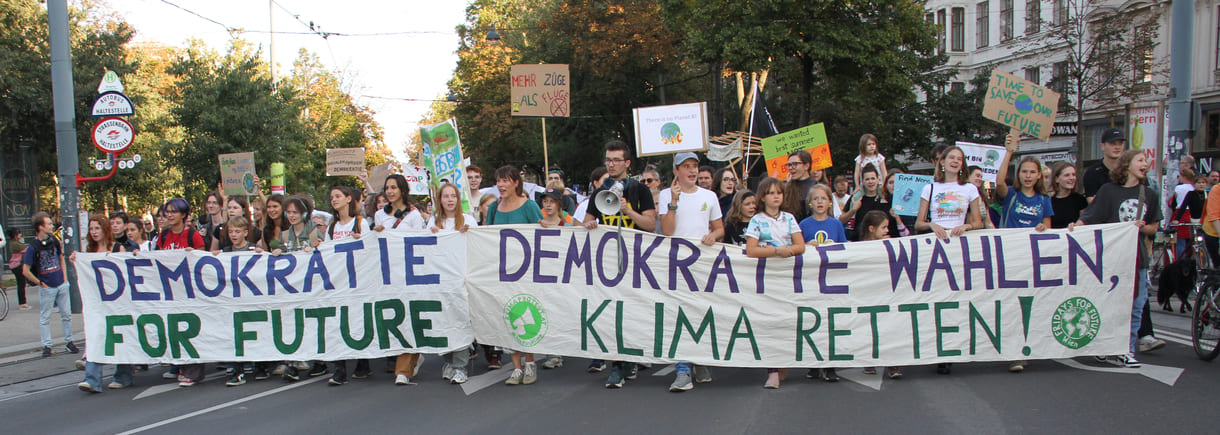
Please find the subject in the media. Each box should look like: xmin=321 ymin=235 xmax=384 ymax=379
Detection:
xmin=542 ymin=117 xmax=549 ymax=172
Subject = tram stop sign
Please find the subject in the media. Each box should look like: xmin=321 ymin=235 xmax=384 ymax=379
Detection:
xmin=91 ymin=117 xmax=134 ymax=154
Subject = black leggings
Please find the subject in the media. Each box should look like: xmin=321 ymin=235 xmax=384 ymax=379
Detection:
xmin=11 ymin=269 xmax=27 ymax=305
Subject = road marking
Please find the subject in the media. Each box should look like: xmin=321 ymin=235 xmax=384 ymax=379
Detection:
xmin=1054 ymin=358 xmax=1183 ymax=386
xmin=1156 ymin=330 xmax=1193 ymax=347
xmin=836 ymin=368 xmax=883 ymax=391
xmin=459 ymin=366 xmax=513 ymax=395
xmin=651 ymin=364 xmax=676 ymax=377
xmin=116 ymin=376 xmax=327 ymax=435
xmin=133 ymin=371 xmax=226 ymax=400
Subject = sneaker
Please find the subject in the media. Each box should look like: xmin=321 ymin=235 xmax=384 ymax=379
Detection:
xmin=450 ymin=369 xmax=468 ymax=384
xmin=19 ymin=304 xmax=31 ymax=310
xmin=669 ymin=373 xmax=694 ymax=392
xmin=395 ymin=374 xmax=410 ymax=385
xmin=693 ymin=366 xmax=712 ymax=383
xmin=178 ymin=378 xmax=196 ymax=387
xmin=805 ymin=368 xmax=819 ymax=379
xmin=820 ymin=368 xmax=839 ymax=382
xmin=587 ymin=361 xmax=606 ymax=373
xmin=293 ymin=361 xmax=311 ymax=370
xmin=414 ymin=355 xmax=425 ymax=376
xmin=506 ymin=369 xmax=523 ymax=385
xmin=107 ymin=382 xmax=128 ymax=389
xmin=352 ymin=369 xmax=370 ymax=379
xmin=1138 ymin=336 xmax=1167 ymax=352
xmin=764 ymin=371 xmax=781 ymax=389
xmin=307 ymin=363 xmax=329 ymax=377
xmin=487 ymin=357 xmax=502 ymax=370
xmin=605 ymin=367 xmax=625 ymax=388
xmin=328 ymin=374 xmax=347 ymax=386
xmin=1094 ymin=356 xmax=1110 ymax=364
xmin=936 ymin=363 xmax=951 ymax=375
xmin=226 ymin=373 xmax=246 ymax=386
xmin=625 ymin=363 xmax=638 ymax=380
xmin=887 ymin=367 xmax=903 ymax=379
xmin=254 ymin=367 xmax=270 ymax=380
xmin=42 ymin=347 xmax=52 ymax=357
xmin=542 ymin=356 xmax=564 ymax=369
xmin=442 ymin=363 xmax=454 ymax=381
xmin=1008 ymin=361 xmax=1026 ymax=372
xmin=177 ymin=374 xmax=187 ymax=383
xmin=271 ymin=364 xmax=287 ymax=376
xmin=282 ymin=367 xmax=300 ymax=381
xmin=523 ymin=363 xmax=537 ymax=385
xmin=862 ymin=367 xmax=877 ymax=375
xmin=78 ymin=382 xmax=102 ymax=393
xmin=1114 ymin=353 xmax=1142 ymax=368
xmin=66 ymin=342 xmax=79 ymax=354
xmin=74 ymin=359 xmax=86 ymax=370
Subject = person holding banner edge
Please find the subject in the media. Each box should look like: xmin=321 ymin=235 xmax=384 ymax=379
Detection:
xmin=485 ymin=166 xmax=545 ymax=386
xmin=75 ymin=214 xmax=133 ymax=393
xmin=745 ymin=177 xmax=805 ymax=389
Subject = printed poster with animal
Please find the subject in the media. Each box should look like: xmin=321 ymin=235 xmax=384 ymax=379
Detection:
xmin=632 ymin=102 xmax=709 ymax=157
xmin=956 ymin=141 xmax=1009 ymax=184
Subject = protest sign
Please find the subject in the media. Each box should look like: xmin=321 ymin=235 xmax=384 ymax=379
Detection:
xmin=368 ymin=163 xmax=392 ymax=194
xmin=956 ymin=141 xmax=1009 ymax=183
xmin=982 ymin=69 xmax=1060 ymax=141
xmin=761 ymin=123 xmax=830 ymax=180
xmin=1129 ymin=105 xmax=1162 ymax=193
xmin=420 ymin=119 xmax=470 ymax=211
xmin=76 ymin=231 xmax=472 ymax=363
xmin=269 ymin=162 xmax=285 ymax=195
xmin=890 ymin=174 xmax=933 ymax=216
xmin=632 ymin=102 xmax=709 ymax=157
xmin=326 ymin=148 xmax=365 ymax=176
xmin=219 ymin=152 xmax=257 ymax=196
xmin=403 ymin=165 xmax=431 ymax=195
xmin=78 ymin=224 xmax=1135 ymax=366
xmin=510 ymin=64 xmax=570 ymax=117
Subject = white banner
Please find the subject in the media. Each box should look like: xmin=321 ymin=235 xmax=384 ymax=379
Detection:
xmin=467 ymin=224 xmax=1136 ymax=367
xmin=76 ymin=231 xmax=471 ymax=364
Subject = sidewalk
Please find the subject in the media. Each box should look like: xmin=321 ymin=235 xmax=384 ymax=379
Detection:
xmin=1 ymin=269 xmax=85 ymax=360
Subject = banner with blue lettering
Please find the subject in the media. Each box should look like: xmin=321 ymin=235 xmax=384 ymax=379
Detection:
xmin=76 ymin=231 xmax=471 ymax=364
xmin=466 ymin=224 xmax=1137 ymax=367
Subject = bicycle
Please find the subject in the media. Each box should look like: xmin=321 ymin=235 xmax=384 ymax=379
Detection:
xmin=1192 ymin=269 xmax=1220 ymax=360
xmin=0 ymin=283 xmax=8 ymax=321
xmin=1148 ymin=230 xmax=1177 ymax=284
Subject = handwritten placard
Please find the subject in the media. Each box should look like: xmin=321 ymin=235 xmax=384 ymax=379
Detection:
xmin=891 ymin=174 xmax=933 ymax=216
xmin=510 ymin=64 xmax=570 ymax=117
xmin=326 ymin=148 xmax=365 ymax=176
xmin=982 ymin=69 xmax=1060 ymax=141
xmin=219 ymin=152 xmax=256 ymax=196
xmin=760 ymin=123 xmax=831 ymax=180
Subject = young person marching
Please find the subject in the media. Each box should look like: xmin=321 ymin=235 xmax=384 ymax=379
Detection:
xmin=745 ymin=177 xmax=806 ymax=389
xmin=856 ymin=210 xmax=905 ymax=379
xmin=273 ymin=196 xmax=326 ymax=381
xmin=217 ymin=216 xmax=262 ymax=386
xmin=485 ymin=166 xmax=545 ymax=386
xmin=75 ymin=215 xmax=132 ymax=393
xmin=374 ymin=174 xmax=426 ymax=232
xmin=723 ymin=191 xmax=757 ymax=245
xmin=322 ymin=186 xmax=374 ymax=386
xmin=153 ymin=198 xmax=207 ymax=386
xmin=426 ymin=183 xmax=477 ymax=385
xmin=797 ymin=184 xmax=846 ymax=381
xmin=659 ymin=152 xmax=725 ymax=392
xmin=531 ymin=187 xmax=577 ymax=370
xmin=1071 ymin=150 xmax=1160 ymax=368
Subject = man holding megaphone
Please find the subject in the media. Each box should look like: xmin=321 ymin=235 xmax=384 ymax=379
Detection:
xmin=582 ymin=140 xmax=657 ymax=232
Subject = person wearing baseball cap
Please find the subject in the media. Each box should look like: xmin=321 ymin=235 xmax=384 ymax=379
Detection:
xmin=1082 ymin=128 xmax=1126 ymax=201
xmin=659 ymin=151 xmax=723 ymax=392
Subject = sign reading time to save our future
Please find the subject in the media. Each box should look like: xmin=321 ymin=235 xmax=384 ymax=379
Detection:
xmin=981 ymin=69 xmax=1061 ymax=141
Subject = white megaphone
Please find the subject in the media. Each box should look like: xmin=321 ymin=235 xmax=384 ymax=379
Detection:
xmin=594 ymin=181 xmax=625 ymax=216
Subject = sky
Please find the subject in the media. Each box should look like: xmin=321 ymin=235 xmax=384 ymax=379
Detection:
xmin=114 ymin=0 xmax=471 ymax=164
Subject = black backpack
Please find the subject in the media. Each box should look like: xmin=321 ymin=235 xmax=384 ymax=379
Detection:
xmin=27 ymin=235 xmax=61 ymax=277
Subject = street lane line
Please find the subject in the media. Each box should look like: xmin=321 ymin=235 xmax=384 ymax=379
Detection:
xmin=1053 ymin=358 xmax=1183 ymax=386
xmin=459 ymin=366 xmax=513 ymax=395
xmin=837 ymin=368 xmax=883 ymax=391
xmin=651 ymin=364 xmax=675 ymax=377
xmin=133 ymin=371 xmax=227 ymax=400
xmin=1156 ymin=330 xmax=1193 ymax=347
xmin=116 ymin=376 xmax=327 ymax=435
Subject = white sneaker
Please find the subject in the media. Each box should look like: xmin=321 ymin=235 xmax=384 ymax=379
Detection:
xmin=77 ymin=382 xmax=101 ymax=393
xmin=161 ymin=371 xmax=178 ymax=380
xmin=271 ymin=364 xmax=287 ymax=375
xmin=450 ymin=369 xmax=468 ymax=384
xmin=523 ymin=363 xmax=537 ymax=384
xmin=542 ymin=356 xmax=564 ymax=369
xmin=395 ymin=374 xmax=409 ymax=385
xmin=1138 ymin=336 xmax=1166 ymax=352
xmin=107 ymin=382 xmax=127 ymax=389
xmin=441 ymin=363 xmax=454 ymax=381
xmin=293 ymin=361 xmax=310 ymax=370
xmin=1112 ymin=353 xmax=1142 ymax=368
xmin=74 ymin=359 xmax=86 ymax=370
xmin=505 ymin=369 xmax=523 ymax=385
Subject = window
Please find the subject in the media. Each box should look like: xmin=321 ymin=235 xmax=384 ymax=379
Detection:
xmin=937 ymin=9 xmax=947 ymax=53
xmin=950 ymin=82 xmax=966 ymax=93
xmin=1025 ymin=66 xmax=1040 ymax=85
xmin=1054 ymin=0 xmax=1068 ymax=27
xmin=1216 ymin=6 xmax=1220 ymax=70
xmin=1133 ymin=22 xmax=1155 ymax=85
xmin=951 ymin=7 xmax=965 ymax=51
xmin=1051 ymin=61 xmax=1069 ymax=111
xmin=1001 ymin=0 xmax=1014 ymax=41
xmin=977 ymin=2 xmax=990 ymax=48
xmin=1026 ymin=0 xmax=1041 ymax=34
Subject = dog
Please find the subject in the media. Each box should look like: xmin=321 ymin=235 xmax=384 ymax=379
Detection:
xmin=1157 ymin=256 xmax=1195 ymax=313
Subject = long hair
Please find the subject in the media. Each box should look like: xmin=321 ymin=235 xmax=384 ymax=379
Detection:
xmin=1015 ymin=156 xmax=1048 ymax=195
xmin=226 ymin=196 xmax=251 ymax=221
xmin=365 ymin=192 xmax=386 ymax=218
xmin=432 ymin=183 xmax=465 ymax=229
xmin=385 ymin=174 xmax=411 ymax=208
xmin=86 ymin=213 xmax=114 ymax=253
xmin=710 ymin=167 xmax=734 ymax=198
xmin=859 ymin=210 xmax=890 ymax=241
xmin=494 ymin=165 xmax=525 ymax=198
xmin=858 ymin=133 xmax=878 ymax=156
xmin=934 ymin=146 xmax=970 ymax=185
xmin=1112 ymin=149 xmax=1145 ymax=184
xmin=329 ymin=186 xmax=360 ymax=218
xmin=284 ymin=195 xmax=313 ymax=226
xmin=264 ymin=194 xmax=288 ymax=241
xmin=726 ymin=190 xmax=756 ymax=223
xmin=758 ymin=177 xmax=785 ymax=214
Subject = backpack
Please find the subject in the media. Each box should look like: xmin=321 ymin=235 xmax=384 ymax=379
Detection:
xmin=28 ymin=235 xmax=61 ymax=277
xmin=328 ymin=215 xmax=363 ymax=240
xmin=156 ymin=226 xmax=203 ymax=250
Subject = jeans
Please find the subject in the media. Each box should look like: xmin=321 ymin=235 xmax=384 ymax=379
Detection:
xmin=1131 ymin=268 xmax=1150 ymax=354
xmin=675 ymin=361 xmax=692 ymax=375
xmin=39 ymin=283 xmax=73 ymax=348
xmin=84 ymin=361 xmax=133 ymax=389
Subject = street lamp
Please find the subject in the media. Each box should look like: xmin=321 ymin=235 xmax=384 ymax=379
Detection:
xmin=485 ymin=26 xmax=501 ymax=45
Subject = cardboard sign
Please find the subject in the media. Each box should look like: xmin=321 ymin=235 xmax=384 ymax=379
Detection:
xmin=982 ymin=70 xmax=1060 ymax=141
xmin=956 ymin=141 xmax=1008 ymax=183
xmin=367 ymin=163 xmax=392 ymax=194
xmin=891 ymin=174 xmax=933 ymax=216
xmin=219 ymin=152 xmax=257 ymax=196
xmin=420 ymin=119 xmax=470 ymax=211
xmin=510 ymin=64 xmax=570 ymax=117
xmin=632 ymin=102 xmax=709 ymax=157
xmin=326 ymin=148 xmax=365 ymax=176
xmin=760 ymin=123 xmax=831 ymax=180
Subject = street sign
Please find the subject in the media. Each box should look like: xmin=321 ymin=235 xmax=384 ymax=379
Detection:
xmin=90 ymin=92 xmax=135 ymax=117
xmin=97 ymin=70 xmax=124 ymax=94
xmin=90 ymin=117 xmax=134 ymax=154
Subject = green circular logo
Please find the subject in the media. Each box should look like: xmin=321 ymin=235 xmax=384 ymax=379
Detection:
xmin=504 ymin=294 xmax=548 ymax=347
xmin=1051 ymin=297 xmax=1101 ymax=349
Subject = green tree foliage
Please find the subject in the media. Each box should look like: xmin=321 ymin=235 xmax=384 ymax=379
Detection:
xmin=926 ymin=69 xmax=1008 ymax=149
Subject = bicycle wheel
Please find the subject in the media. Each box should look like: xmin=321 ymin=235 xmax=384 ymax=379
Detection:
xmin=1191 ymin=282 xmax=1220 ymax=361
xmin=0 ymin=287 xmax=8 ymax=321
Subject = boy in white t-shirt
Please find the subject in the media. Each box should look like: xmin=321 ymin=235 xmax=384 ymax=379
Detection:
xmin=657 ymin=152 xmax=723 ymax=392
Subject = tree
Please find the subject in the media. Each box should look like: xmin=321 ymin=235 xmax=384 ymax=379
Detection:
xmin=927 ymin=68 xmax=1009 ymax=148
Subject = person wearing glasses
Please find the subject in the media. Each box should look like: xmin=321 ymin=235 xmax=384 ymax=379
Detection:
xmin=640 ymin=166 xmax=663 ymax=213
xmin=710 ymin=167 xmax=738 ymax=220
xmin=782 ymin=150 xmax=817 ymax=221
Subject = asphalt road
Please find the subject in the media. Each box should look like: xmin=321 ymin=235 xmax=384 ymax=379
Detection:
xmin=0 ymin=310 xmax=1215 ymax=434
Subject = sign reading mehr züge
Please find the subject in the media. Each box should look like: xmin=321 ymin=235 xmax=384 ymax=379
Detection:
xmin=510 ymin=64 xmax=570 ymax=118
xmin=981 ymin=69 xmax=1061 ymax=141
